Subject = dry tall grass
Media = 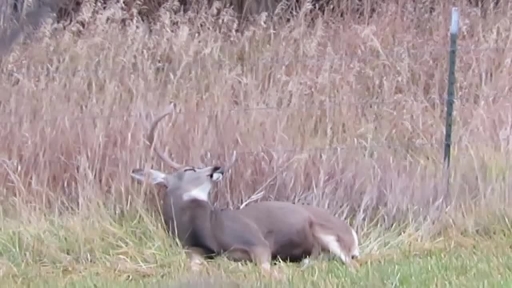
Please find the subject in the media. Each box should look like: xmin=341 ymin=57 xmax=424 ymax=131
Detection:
xmin=0 ymin=0 xmax=511 ymax=241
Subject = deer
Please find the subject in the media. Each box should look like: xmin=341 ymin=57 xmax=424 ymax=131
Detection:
xmin=235 ymin=200 xmax=360 ymax=271
xmin=131 ymin=106 xmax=359 ymax=275
xmin=130 ymin=106 xmax=282 ymax=278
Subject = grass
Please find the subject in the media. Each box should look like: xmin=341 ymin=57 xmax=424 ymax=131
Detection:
xmin=1 ymin=0 xmax=512 ymax=287
xmin=1 ymin=211 xmax=512 ymax=287
xmin=5 ymin=250 xmax=512 ymax=287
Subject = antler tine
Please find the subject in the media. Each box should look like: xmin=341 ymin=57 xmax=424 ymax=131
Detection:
xmin=222 ymin=150 xmax=237 ymax=173
xmin=147 ymin=105 xmax=183 ymax=170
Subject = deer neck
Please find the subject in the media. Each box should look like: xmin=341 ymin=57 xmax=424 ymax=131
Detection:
xmin=177 ymin=199 xmax=219 ymax=253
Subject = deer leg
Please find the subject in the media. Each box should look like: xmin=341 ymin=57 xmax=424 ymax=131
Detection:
xmin=300 ymin=240 xmax=323 ymax=270
xmin=249 ymin=245 xmax=283 ymax=280
xmin=301 ymin=219 xmax=324 ymax=269
xmin=223 ymin=246 xmax=281 ymax=279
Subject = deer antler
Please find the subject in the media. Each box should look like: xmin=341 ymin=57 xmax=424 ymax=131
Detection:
xmin=222 ymin=150 xmax=237 ymax=174
xmin=147 ymin=105 xmax=183 ymax=170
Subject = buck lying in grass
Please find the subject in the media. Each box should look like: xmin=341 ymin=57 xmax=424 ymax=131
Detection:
xmin=131 ymin=106 xmax=359 ymax=276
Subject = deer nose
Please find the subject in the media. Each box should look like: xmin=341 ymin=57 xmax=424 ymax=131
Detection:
xmin=212 ymin=166 xmax=224 ymax=175
xmin=210 ymin=166 xmax=225 ymax=182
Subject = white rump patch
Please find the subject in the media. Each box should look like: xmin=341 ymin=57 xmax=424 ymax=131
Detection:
xmin=351 ymin=228 xmax=360 ymax=258
xmin=317 ymin=233 xmax=348 ymax=264
xmin=182 ymin=182 xmax=212 ymax=202
xmin=211 ymin=172 xmax=223 ymax=182
xmin=131 ymin=169 xmax=167 ymax=186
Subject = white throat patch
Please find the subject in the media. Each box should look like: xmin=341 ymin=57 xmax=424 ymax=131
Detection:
xmin=182 ymin=182 xmax=212 ymax=202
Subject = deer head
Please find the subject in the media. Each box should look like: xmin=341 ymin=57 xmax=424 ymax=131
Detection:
xmin=131 ymin=105 xmax=237 ymax=202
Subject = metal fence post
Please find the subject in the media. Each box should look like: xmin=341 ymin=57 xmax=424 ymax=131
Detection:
xmin=443 ymin=7 xmax=459 ymax=170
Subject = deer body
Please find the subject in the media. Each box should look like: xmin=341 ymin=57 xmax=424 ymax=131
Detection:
xmin=171 ymin=198 xmax=272 ymax=263
xmin=131 ymin=106 xmax=360 ymax=276
xmin=237 ymin=201 xmax=360 ymax=270
xmin=234 ymin=201 xmax=320 ymax=262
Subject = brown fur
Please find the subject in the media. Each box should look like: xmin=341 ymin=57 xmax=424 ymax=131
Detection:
xmin=236 ymin=201 xmax=360 ymax=269
xmin=233 ymin=201 xmax=321 ymax=262
xmin=168 ymin=195 xmax=272 ymax=265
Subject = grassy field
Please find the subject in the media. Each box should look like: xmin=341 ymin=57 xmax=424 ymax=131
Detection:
xmin=1 ymin=0 xmax=512 ymax=287
xmin=1 ymin=212 xmax=512 ymax=287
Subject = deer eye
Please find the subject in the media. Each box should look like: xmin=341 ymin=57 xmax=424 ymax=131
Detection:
xmin=183 ymin=167 xmax=196 ymax=172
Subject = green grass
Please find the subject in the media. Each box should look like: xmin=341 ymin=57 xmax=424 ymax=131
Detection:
xmin=0 ymin=212 xmax=510 ymax=287
xmin=2 ymin=242 xmax=511 ymax=287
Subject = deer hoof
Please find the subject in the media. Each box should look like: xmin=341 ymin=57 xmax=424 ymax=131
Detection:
xmin=262 ymin=268 xmax=284 ymax=280
xmin=347 ymin=259 xmax=360 ymax=272
xmin=300 ymin=258 xmax=313 ymax=270
xmin=190 ymin=259 xmax=204 ymax=272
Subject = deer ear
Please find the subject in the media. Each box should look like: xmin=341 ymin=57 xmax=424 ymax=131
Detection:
xmin=131 ymin=168 xmax=168 ymax=186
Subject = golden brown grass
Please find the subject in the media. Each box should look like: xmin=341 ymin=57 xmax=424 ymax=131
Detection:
xmin=0 ymin=1 xmax=512 ymax=286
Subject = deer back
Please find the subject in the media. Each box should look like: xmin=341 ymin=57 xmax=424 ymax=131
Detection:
xmin=235 ymin=201 xmax=318 ymax=262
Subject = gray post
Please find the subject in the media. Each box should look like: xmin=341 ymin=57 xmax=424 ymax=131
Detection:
xmin=443 ymin=7 xmax=459 ymax=170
